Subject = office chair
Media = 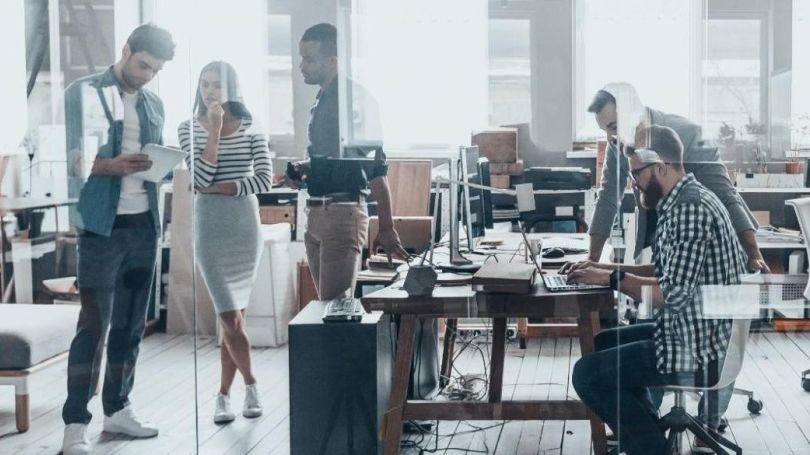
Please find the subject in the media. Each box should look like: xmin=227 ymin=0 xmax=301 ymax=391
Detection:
xmin=786 ymin=198 xmax=810 ymax=392
xmin=658 ymin=318 xmax=750 ymax=455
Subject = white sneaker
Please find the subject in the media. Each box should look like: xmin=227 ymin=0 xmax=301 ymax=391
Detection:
xmin=103 ymin=405 xmax=158 ymax=438
xmin=214 ymin=393 xmax=236 ymax=424
xmin=243 ymin=383 xmax=263 ymax=418
xmin=62 ymin=424 xmax=90 ymax=455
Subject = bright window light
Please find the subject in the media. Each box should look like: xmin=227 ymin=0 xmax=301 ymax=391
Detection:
xmin=576 ymin=0 xmax=695 ymax=140
xmin=345 ymin=0 xmax=488 ymax=150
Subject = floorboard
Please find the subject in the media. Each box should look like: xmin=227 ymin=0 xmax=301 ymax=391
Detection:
xmin=1 ymin=330 xmax=809 ymax=454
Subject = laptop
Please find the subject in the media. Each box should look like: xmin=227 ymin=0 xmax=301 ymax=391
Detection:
xmin=517 ymin=223 xmax=610 ymax=293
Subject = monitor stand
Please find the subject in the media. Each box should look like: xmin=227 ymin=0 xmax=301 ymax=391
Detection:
xmin=436 ymin=247 xmax=483 ymax=273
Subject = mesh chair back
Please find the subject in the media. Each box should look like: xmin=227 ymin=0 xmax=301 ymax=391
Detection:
xmin=786 ymin=197 xmax=810 ymax=299
xmin=712 ymin=318 xmax=752 ymax=390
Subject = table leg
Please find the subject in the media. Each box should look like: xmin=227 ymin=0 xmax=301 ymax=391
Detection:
xmin=440 ymin=318 xmax=458 ymax=388
xmin=578 ymin=307 xmax=607 ymax=455
xmin=1 ymin=214 xmax=5 ymax=302
xmin=489 ymin=317 xmax=507 ymax=403
xmin=383 ymin=314 xmax=416 ymax=455
xmin=517 ymin=317 xmax=528 ymax=349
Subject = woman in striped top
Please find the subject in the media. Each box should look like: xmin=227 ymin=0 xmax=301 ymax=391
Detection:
xmin=178 ymin=61 xmax=272 ymax=424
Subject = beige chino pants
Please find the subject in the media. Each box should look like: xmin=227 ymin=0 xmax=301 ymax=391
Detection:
xmin=303 ymin=203 xmax=369 ymax=301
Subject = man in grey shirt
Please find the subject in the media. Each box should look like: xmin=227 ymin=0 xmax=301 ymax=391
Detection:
xmin=581 ymin=84 xmax=768 ymax=272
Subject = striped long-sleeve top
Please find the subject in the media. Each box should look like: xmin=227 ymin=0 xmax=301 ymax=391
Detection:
xmin=178 ymin=117 xmax=273 ymax=196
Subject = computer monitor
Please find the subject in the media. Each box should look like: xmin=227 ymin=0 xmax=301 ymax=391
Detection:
xmin=460 ymin=146 xmax=485 ymax=248
xmin=478 ymin=157 xmax=494 ymax=229
xmin=438 ymin=146 xmax=486 ymax=273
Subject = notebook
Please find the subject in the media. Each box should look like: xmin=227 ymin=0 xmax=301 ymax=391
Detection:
xmin=472 ymin=262 xmax=536 ymax=294
xmin=132 ymin=144 xmax=185 ymax=183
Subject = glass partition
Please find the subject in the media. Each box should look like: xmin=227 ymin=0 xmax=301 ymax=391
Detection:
xmin=1 ymin=1 xmax=198 ymax=453
xmin=5 ymin=1 xmax=810 ymax=454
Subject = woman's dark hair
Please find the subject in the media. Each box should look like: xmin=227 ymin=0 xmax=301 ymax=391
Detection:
xmin=127 ymin=23 xmax=175 ymax=61
xmin=193 ymin=61 xmax=252 ymax=119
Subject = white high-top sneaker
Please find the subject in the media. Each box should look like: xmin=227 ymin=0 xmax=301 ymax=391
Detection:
xmin=214 ymin=393 xmax=236 ymax=424
xmin=243 ymin=383 xmax=263 ymax=418
xmin=62 ymin=423 xmax=90 ymax=455
xmin=103 ymin=405 xmax=158 ymax=438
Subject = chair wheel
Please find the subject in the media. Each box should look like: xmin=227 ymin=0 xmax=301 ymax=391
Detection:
xmin=717 ymin=416 xmax=728 ymax=433
xmin=747 ymin=398 xmax=763 ymax=414
xmin=802 ymin=378 xmax=810 ymax=392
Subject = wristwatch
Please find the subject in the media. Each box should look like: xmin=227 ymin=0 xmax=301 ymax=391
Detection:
xmin=609 ymin=270 xmax=627 ymax=290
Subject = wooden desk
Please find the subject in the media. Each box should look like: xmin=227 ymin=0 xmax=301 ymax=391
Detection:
xmin=0 ymin=197 xmax=77 ymax=302
xmin=362 ymin=281 xmax=614 ymax=455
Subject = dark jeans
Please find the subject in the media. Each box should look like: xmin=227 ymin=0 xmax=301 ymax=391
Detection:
xmin=62 ymin=213 xmax=157 ymax=425
xmin=572 ymin=323 xmax=731 ymax=455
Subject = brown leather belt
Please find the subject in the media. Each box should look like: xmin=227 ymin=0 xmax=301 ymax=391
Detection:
xmin=306 ymin=193 xmax=365 ymax=206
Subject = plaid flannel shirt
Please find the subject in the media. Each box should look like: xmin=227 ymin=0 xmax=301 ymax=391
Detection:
xmin=652 ymin=173 xmax=747 ymax=374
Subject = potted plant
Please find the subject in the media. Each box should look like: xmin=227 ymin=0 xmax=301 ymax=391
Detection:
xmin=785 ymin=149 xmax=802 ymax=174
xmin=744 ymin=117 xmax=768 ymax=173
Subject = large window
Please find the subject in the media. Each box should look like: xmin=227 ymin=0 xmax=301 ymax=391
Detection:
xmin=575 ymin=0 xmax=697 ymax=140
xmin=793 ymin=0 xmax=810 ymax=148
xmin=343 ymin=0 xmax=488 ymax=150
xmin=265 ymin=13 xmax=294 ymax=139
xmin=488 ymin=18 xmax=531 ymax=126
xmin=702 ymin=15 xmax=766 ymax=146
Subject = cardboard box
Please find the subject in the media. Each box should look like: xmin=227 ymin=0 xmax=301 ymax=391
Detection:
xmin=490 ymin=174 xmax=511 ymax=189
xmin=297 ymin=260 xmax=319 ymax=313
xmin=471 ymin=127 xmax=518 ymax=163
xmin=489 ymin=160 xmax=524 ymax=176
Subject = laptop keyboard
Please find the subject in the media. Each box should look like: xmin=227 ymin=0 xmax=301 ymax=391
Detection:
xmin=543 ymin=274 xmax=608 ymax=292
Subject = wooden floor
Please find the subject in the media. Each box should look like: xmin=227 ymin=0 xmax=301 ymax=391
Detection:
xmin=1 ymin=330 xmax=809 ymax=454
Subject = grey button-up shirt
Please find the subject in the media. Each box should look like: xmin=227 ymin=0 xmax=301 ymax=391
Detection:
xmin=590 ymin=107 xmax=757 ymax=259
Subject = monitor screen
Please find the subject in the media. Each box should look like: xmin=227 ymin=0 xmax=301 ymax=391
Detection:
xmin=460 ymin=146 xmax=486 ymax=241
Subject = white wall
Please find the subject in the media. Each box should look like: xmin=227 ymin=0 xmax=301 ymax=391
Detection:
xmin=533 ymin=0 xmax=575 ymax=152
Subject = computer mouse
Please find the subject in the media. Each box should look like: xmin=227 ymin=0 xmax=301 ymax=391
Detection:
xmin=542 ymin=247 xmax=566 ymax=259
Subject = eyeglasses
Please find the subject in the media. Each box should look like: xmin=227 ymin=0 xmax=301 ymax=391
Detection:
xmin=629 ymin=162 xmax=661 ymax=182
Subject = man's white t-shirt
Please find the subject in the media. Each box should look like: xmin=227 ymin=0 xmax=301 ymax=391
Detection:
xmin=118 ymin=91 xmax=149 ymax=214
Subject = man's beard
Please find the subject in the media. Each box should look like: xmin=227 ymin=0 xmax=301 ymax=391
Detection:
xmin=638 ymin=175 xmax=663 ymax=209
xmin=121 ymin=58 xmax=147 ymax=90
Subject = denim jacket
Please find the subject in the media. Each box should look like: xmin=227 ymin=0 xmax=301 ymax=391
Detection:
xmin=65 ymin=67 xmax=165 ymax=236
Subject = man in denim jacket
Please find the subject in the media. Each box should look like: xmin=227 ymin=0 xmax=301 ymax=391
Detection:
xmin=61 ymin=24 xmax=174 ymax=455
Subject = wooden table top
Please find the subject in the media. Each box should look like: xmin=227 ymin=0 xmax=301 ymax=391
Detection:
xmin=0 ymin=197 xmax=77 ymax=216
xmin=362 ymin=279 xmax=614 ymax=318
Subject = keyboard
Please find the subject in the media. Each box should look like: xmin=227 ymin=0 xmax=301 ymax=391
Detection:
xmin=322 ymin=297 xmax=365 ymax=322
xmin=543 ymin=274 xmax=610 ymax=292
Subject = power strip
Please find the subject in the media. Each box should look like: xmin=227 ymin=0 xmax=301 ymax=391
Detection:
xmin=456 ymin=325 xmax=518 ymax=340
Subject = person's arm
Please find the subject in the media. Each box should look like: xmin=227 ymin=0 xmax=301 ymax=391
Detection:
xmin=588 ymin=142 xmax=629 ymax=261
xmin=90 ymin=154 xmax=152 ymax=176
xmin=178 ymin=122 xmax=218 ymax=188
xmin=687 ymin=142 xmax=767 ymax=272
xmin=231 ymin=134 xmax=274 ymax=196
xmin=588 ymin=234 xmax=609 ymax=262
xmin=559 ymin=259 xmax=655 ymax=276
xmin=368 ymin=176 xmax=408 ymax=262
xmin=692 ymin=163 xmax=766 ymax=271
xmin=738 ymin=229 xmax=769 ymax=272
xmin=657 ymin=203 xmax=711 ymax=315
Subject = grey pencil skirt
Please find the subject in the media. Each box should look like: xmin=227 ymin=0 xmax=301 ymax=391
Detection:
xmin=194 ymin=193 xmax=262 ymax=314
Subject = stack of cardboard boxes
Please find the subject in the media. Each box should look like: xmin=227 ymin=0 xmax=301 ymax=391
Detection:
xmin=471 ymin=127 xmax=521 ymax=190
